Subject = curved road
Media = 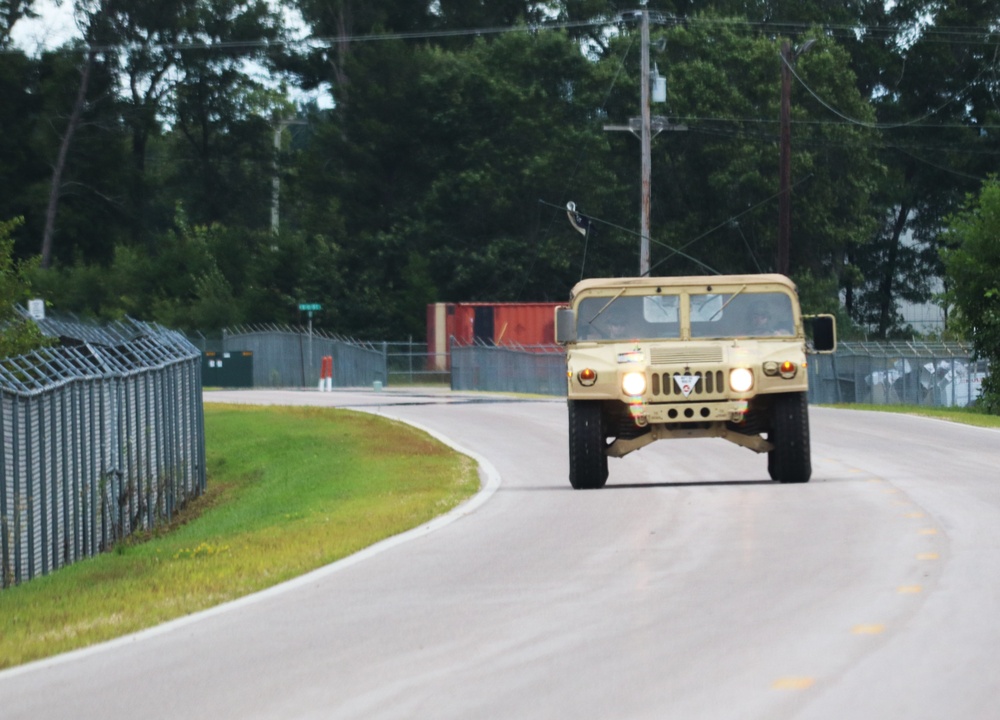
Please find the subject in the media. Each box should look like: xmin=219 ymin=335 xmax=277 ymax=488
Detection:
xmin=3 ymin=388 xmax=1000 ymax=719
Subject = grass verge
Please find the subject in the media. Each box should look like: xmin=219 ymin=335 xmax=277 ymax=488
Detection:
xmin=0 ymin=403 xmax=479 ymax=670
xmin=827 ymin=403 xmax=1000 ymax=429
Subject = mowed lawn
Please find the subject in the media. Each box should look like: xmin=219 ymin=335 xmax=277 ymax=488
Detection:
xmin=0 ymin=403 xmax=479 ymax=669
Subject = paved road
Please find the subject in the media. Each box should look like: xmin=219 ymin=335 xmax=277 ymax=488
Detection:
xmin=3 ymin=388 xmax=1000 ymax=719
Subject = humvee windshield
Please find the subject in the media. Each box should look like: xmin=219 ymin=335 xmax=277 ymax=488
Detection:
xmin=576 ymin=290 xmax=794 ymax=341
xmin=691 ymin=291 xmax=794 ymax=338
xmin=577 ymin=295 xmax=680 ymax=340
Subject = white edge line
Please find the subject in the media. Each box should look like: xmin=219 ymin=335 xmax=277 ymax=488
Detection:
xmin=0 ymin=413 xmax=500 ymax=680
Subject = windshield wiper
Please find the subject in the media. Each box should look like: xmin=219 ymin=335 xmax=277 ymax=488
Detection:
xmin=708 ymin=284 xmax=747 ymax=321
xmin=587 ymin=288 xmax=627 ymax=324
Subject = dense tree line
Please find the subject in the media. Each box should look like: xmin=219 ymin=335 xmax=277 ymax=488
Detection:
xmin=0 ymin=217 xmax=51 ymax=355
xmin=942 ymin=179 xmax=1000 ymax=412
xmin=1 ymin=0 xmax=998 ymax=342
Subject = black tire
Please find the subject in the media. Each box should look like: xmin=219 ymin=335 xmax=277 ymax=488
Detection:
xmin=568 ymin=399 xmax=609 ymax=489
xmin=767 ymin=392 xmax=811 ymax=483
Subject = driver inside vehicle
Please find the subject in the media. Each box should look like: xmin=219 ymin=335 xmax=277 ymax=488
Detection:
xmin=749 ymin=304 xmax=791 ymax=336
xmin=580 ymin=299 xmax=636 ymax=339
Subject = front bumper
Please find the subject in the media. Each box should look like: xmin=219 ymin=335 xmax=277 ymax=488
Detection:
xmin=626 ymin=398 xmax=750 ymax=425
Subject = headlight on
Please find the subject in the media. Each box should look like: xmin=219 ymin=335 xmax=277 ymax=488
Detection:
xmin=730 ymin=367 xmax=754 ymax=393
xmin=622 ymin=371 xmax=647 ymax=396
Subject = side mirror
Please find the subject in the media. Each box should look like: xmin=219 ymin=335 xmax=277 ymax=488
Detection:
xmin=805 ymin=314 xmax=837 ymax=353
xmin=555 ymin=307 xmax=576 ymax=344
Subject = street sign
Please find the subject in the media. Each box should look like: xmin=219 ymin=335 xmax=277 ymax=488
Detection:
xmin=298 ymin=303 xmax=322 ymax=312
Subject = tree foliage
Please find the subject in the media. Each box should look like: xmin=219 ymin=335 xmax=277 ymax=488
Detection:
xmin=0 ymin=218 xmax=50 ymax=357
xmin=2 ymin=0 xmax=1000 ymax=341
xmin=942 ymin=179 xmax=1000 ymax=413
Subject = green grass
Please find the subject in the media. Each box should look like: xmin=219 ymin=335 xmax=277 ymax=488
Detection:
xmin=826 ymin=403 xmax=1000 ymax=429
xmin=0 ymin=404 xmax=479 ymax=670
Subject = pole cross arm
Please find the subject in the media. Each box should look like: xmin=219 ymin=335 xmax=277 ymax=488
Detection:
xmin=604 ymin=117 xmax=688 ymax=140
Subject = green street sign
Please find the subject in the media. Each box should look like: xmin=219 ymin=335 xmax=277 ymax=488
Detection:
xmin=298 ymin=303 xmax=322 ymax=312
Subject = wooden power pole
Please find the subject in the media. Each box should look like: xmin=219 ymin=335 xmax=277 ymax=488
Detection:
xmin=604 ymin=4 xmax=686 ymax=276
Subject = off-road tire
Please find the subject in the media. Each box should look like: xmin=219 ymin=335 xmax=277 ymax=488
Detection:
xmin=767 ymin=392 xmax=811 ymax=483
xmin=568 ymin=399 xmax=609 ymax=489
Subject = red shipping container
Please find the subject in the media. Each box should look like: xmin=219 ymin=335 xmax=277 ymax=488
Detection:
xmin=427 ymin=302 xmax=561 ymax=370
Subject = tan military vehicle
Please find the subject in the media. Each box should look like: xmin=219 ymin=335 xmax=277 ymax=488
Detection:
xmin=554 ymin=274 xmax=836 ymax=489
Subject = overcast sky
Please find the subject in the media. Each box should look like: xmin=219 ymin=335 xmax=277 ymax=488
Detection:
xmin=9 ymin=1 xmax=331 ymax=108
xmin=10 ymin=0 xmax=311 ymax=52
xmin=10 ymin=0 xmax=78 ymax=52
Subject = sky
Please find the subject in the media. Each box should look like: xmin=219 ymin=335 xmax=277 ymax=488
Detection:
xmin=11 ymin=0 xmax=316 ymax=50
xmin=9 ymin=0 xmax=78 ymax=52
xmin=9 ymin=0 xmax=331 ymax=108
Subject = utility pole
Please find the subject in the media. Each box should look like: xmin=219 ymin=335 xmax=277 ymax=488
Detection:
xmin=639 ymin=4 xmax=652 ymax=276
xmin=777 ymin=41 xmax=792 ymax=277
xmin=604 ymin=4 xmax=686 ymax=276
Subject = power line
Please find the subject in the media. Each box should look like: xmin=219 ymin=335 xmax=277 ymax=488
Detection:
xmin=780 ymin=50 xmax=991 ymax=130
xmin=2 ymin=17 xmax=613 ymax=55
xmin=8 ymin=12 xmax=1000 ymax=56
xmin=680 ymin=15 xmax=1000 ymax=46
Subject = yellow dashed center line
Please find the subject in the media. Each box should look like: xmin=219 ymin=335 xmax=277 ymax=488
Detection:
xmin=852 ymin=624 xmax=886 ymax=635
xmin=772 ymin=677 xmax=816 ymax=690
xmin=790 ymin=473 xmax=940 ymax=690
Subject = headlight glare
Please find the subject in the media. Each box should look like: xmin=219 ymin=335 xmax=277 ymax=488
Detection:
xmin=622 ymin=371 xmax=647 ymax=396
xmin=730 ymin=367 xmax=754 ymax=393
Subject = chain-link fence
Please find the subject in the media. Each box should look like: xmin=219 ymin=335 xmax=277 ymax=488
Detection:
xmin=1 ymin=314 xmax=205 ymax=589
xmin=451 ymin=341 xmax=567 ymax=395
xmin=220 ymin=325 xmax=387 ymax=388
xmin=445 ymin=340 xmax=987 ymax=409
xmin=384 ymin=340 xmax=449 ymax=385
xmin=808 ymin=341 xmax=984 ymax=407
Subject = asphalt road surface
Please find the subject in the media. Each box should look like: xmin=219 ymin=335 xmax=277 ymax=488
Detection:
xmin=3 ymin=388 xmax=1000 ymax=719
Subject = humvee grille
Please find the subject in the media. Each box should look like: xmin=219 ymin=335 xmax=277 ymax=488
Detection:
xmin=650 ymin=347 xmax=724 ymax=365
xmin=651 ymin=370 xmax=726 ymax=398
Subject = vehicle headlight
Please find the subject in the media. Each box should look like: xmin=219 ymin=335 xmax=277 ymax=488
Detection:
xmin=729 ymin=367 xmax=754 ymax=393
xmin=622 ymin=371 xmax=647 ymax=396
xmin=763 ymin=360 xmax=798 ymax=379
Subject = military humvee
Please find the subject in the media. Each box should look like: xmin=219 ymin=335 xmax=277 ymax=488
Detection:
xmin=554 ymin=274 xmax=836 ymax=489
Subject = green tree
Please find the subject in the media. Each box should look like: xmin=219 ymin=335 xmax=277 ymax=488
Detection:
xmin=287 ymin=29 xmax=624 ymax=336
xmin=634 ymin=20 xmax=879 ymax=303
xmin=844 ymin=0 xmax=1000 ymax=337
xmin=942 ymin=178 xmax=1000 ymax=413
xmin=30 ymin=47 xmax=131 ymax=267
xmin=0 ymin=218 xmax=50 ymax=357
xmin=77 ymin=0 xmax=288 ymax=245
xmin=0 ymin=49 xmax=46 ymax=256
